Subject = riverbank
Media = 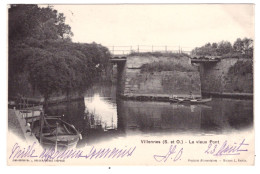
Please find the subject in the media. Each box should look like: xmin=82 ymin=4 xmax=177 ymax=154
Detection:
xmin=9 ymin=94 xmax=84 ymax=107
xmin=120 ymin=92 xmax=253 ymax=102
xmin=120 ymin=94 xmax=171 ymax=102
xmin=8 ymin=109 xmax=38 ymax=143
xmin=202 ymin=92 xmax=253 ymax=99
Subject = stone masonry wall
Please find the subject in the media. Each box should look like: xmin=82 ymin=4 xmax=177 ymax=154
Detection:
xmin=123 ymin=56 xmax=201 ymax=97
xmin=199 ymin=58 xmax=253 ymax=95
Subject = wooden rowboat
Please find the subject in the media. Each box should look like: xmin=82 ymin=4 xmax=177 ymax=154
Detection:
xmin=190 ymin=98 xmax=212 ymax=104
xmin=33 ymin=117 xmax=82 ymax=148
xmin=170 ymin=97 xmax=212 ymax=104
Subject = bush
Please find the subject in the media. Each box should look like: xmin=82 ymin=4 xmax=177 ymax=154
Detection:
xmin=191 ymin=38 xmax=253 ymax=59
xmin=129 ymin=51 xmax=189 ymax=58
xmin=140 ymin=61 xmax=197 ymax=73
xmin=221 ymin=52 xmax=253 ymax=59
xmin=228 ymin=60 xmax=253 ymax=75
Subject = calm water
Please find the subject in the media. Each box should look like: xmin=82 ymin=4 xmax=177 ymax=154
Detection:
xmin=46 ymin=84 xmax=253 ymax=147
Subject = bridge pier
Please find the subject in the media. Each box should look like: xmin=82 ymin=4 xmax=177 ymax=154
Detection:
xmin=191 ymin=57 xmax=253 ymax=98
xmin=110 ymin=55 xmax=127 ymax=96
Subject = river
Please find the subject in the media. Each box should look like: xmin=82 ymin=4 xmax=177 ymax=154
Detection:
xmin=46 ymin=84 xmax=253 ymax=148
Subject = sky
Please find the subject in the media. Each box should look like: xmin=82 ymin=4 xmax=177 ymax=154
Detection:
xmin=51 ymin=4 xmax=254 ymax=52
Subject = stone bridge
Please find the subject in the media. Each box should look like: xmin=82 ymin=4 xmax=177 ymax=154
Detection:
xmin=109 ymin=54 xmax=253 ymax=99
xmin=110 ymin=54 xmax=201 ymax=99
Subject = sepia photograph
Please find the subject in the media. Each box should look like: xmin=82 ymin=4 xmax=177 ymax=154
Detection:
xmin=6 ymin=3 xmax=254 ymax=166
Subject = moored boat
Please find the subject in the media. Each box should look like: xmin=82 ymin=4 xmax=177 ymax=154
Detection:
xmin=190 ymin=98 xmax=212 ymax=104
xmin=33 ymin=116 xmax=82 ymax=148
xmin=170 ymin=97 xmax=212 ymax=104
xmin=19 ymin=105 xmax=43 ymax=118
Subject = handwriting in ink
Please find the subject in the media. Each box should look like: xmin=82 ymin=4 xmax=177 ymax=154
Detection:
xmin=9 ymin=142 xmax=136 ymax=161
xmin=205 ymin=139 xmax=249 ymax=156
xmin=39 ymin=146 xmax=136 ymax=161
xmin=153 ymin=145 xmax=183 ymax=162
xmin=9 ymin=142 xmax=38 ymax=160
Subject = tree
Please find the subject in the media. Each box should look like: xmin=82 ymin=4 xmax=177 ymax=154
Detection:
xmin=233 ymin=38 xmax=253 ymax=58
xmin=26 ymin=47 xmax=89 ymax=107
xmin=191 ymin=38 xmax=253 ymax=58
xmin=8 ymin=5 xmax=40 ymax=40
xmin=212 ymin=42 xmax=218 ymax=49
xmin=8 ymin=4 xmax=74 ymax=82
xmin=8 ymin=5 xmax=111 ymax=109
xmin=233 ymin=38 xmax=243 ymax=53
xmin=8 ymin=5 xmax=73 ymax=41
xmin=23 ymin=39 xmax=110 ymax=107
xmin=191 ymin=43 xmax=218 ymax=56
xmin=216 ymin=41 xmax=232 ymax=55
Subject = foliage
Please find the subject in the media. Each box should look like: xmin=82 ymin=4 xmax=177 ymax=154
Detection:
xmin=217 ymin=41 xmax=233 ymax=55
xmin=8 ymin=5 xmax=110 ymax=104
xmin=140 ymin=60 xmax=197 ymax=73
xmin=233 ymin=38 xmax=253 ymax=58
xmin=191 ymin=38 xmax=253 ymax=58
xmin=8 ymin=5 xmax=73 ymax=41
xmin=191 ymin=42 xmax=218 ymax=56
xmin=228 ymin=60 xmax=253 ymax=76
xmin=129 ymin=51 xmax=189 ymax=58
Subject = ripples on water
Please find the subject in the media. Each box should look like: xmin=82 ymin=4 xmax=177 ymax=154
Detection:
xmin=46 ymin=84 xmax=253 ymax=147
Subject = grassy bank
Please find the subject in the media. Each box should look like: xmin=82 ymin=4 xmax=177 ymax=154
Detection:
xmin=129 ymin=51 xmax=189 ymax=58
xmin=140 ymin=60 xmax=197 ymax=73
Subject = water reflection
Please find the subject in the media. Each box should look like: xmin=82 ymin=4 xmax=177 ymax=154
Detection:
xmin=84 ymin=94 xmax=117 ymax=131
xmin=46 ymin=84 xmax=253 ymax=147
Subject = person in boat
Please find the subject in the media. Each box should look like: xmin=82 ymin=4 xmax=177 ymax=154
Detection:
xmin=171 ymin=94 xmax=177 ymax=99
xmin=189 ymin=91 xmax=195 ymax=99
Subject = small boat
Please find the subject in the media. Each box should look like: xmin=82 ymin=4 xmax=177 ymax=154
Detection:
xmin=33 ymin=116 xmax=82 ymax=148
xmin=19 ymin=105 xmax=43 ymax=118
xmin=20 ymin=110 xmax=42 ymax=118
xmin=170 ymin=98 xmax=182 ymax=103
xmin=170 ymin=97 xmax=189 ymax=103
xmin=190 ymin=98 xmax=212 ymax=104
xmin=170 ymin=97 xmax=212 ymax=104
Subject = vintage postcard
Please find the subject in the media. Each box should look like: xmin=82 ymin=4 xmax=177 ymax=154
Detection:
xmin=7 ymin=4 xmax=254 ymax=165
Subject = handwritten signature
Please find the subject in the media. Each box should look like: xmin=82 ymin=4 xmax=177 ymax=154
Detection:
xmin=9 ymin=142 xmax=136 ymax=161
xmin=9 ymin=142 xmax=38 ymax=160
xmin=205 ymin=139 xmax=249 ymax=156
xmin=153 ymin=145 xmax=183 ymax=162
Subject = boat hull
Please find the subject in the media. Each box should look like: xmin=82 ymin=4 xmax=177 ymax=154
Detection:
xmin=170 ymin=98 xmax=212 ymax=104
xmin=41 ymin=135 xmax=80 ymax=148
xmin=33 ymin=117 xmax=81 ymax=149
